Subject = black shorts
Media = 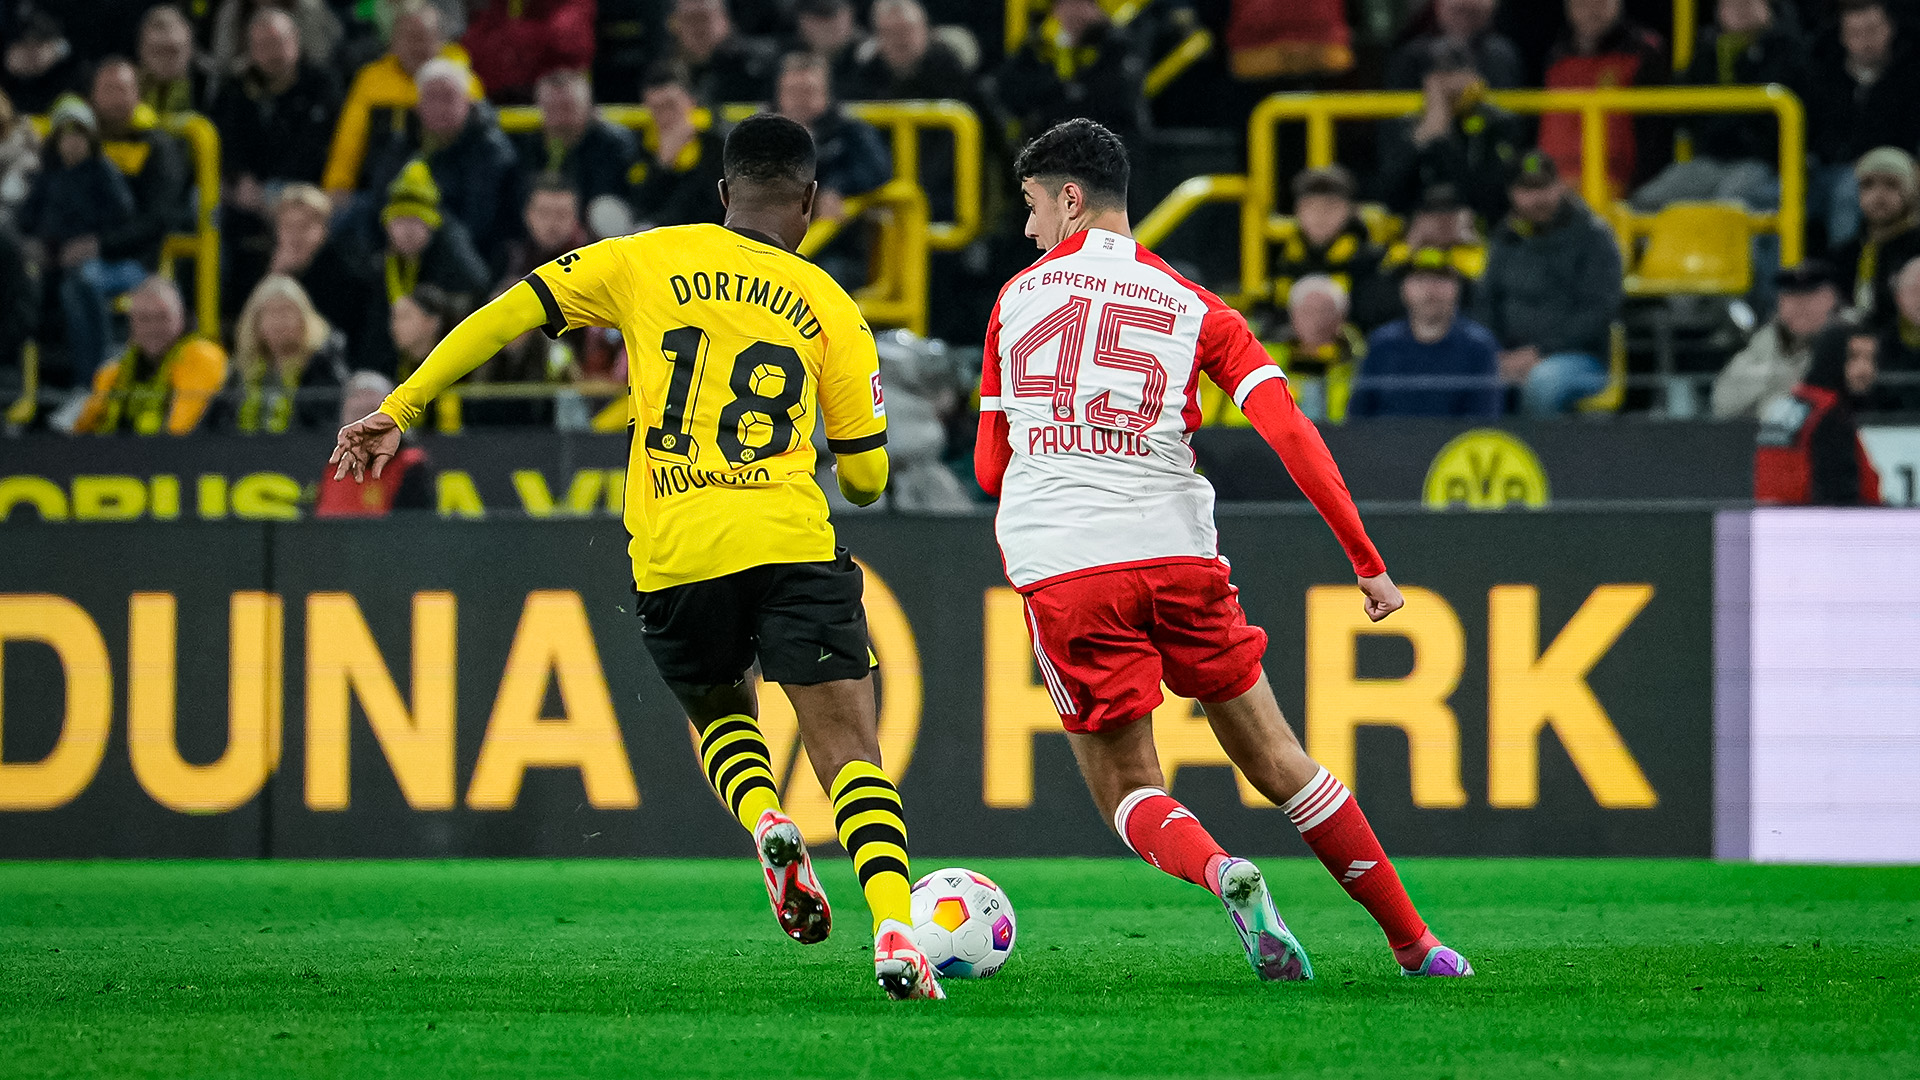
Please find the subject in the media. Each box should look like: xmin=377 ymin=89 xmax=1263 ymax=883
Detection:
xmin=636 ymin=548 xmax=874 ymax=687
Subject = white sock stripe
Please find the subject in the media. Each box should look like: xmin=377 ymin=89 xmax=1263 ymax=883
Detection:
xmin=1288 ymin=775 xmax=1344 ymax=825
xmin=1293 ymin=782 xmax=1351 ymax=834
xmin=1112 ymin=786 xmax=1168 ymax=853
xmin=1279 ymin=767 xmax=1333 ymax=815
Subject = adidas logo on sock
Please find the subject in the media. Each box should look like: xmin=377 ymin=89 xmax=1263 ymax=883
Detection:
xmin=1162 ymin=809 xmax=1193 ymax=826
xmin=1341 ymin=859 xmax=1377 ymax=883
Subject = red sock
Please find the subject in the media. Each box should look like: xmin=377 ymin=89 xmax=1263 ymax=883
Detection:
xmin=1284 ymin=767 xmax=1432 ymax=958
xmin=1115 ymin=787 xmax=1231 ymax=895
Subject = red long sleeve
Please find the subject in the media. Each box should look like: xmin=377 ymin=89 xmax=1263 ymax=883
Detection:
xmin=1239 ymin=378 xmax=1386 ymax=578
xmin=975 ymin=410 xmax=1011 ymax=497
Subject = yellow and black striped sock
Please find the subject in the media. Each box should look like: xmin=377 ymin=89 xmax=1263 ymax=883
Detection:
xmin=697 ymin=714 xmax=783 ymax=832
xmin=831 ymin=760 xmax=913 ymax=932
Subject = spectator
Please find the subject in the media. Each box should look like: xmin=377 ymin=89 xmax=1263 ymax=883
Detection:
xmin=1712 ymin=262 xmax=1840 ymax=419
xmin=208 ymin=8 xmax=344 ymax=314
xmin=667 ymin=0 xmax=779 ymax=106
xmin=1385 ymin=0 xmax=1524 ymax=91
xmin=630 ymin=61 xmax=726 ymax=228
xmin=0 ymin=220 xmax=37 ymax=378
xmin=1872 ymin=255 xmax=1920 ymax=411
xmin=793 ymin=0 xmax=865 ymax=93
xmin=210 ymin=0 xmax=345 ymax=75
xmin=1631 ymin=0 xmax=1805 ymax=215
xmin=1833 ymin=146 xmax=1920 ymax=324
xmin=16 ymin=97 xmax=136 ymax=387
xmin=315 ymin=370 xmax=435 ymax=516
xmin=864 ymin=328 xmax=972 ymax=511
xmin=1755 ymin=323 xmax=1884 ymax=504
xmin=92 ymin=58 xmax=194 ymax=275
xmin=995 ymin=0 xmax=1144 ymax=143
xmin=1380 ymin=184 xmax=1486 ymax=304
xmin=388 ymin=282 xmax=465 ymax=379
xmin=2 ymin=8 xmax=83 ymax=114
xmin=516 ymin=69 xmax=637 ymax=225
xmin=1264 ymin=275 xmax=1366 ymax=423
xmin=849 ymin=0 xmax=974 ymax=101
xmin=480 ymin=176 xmax=585 ymax=418
xmin=71 ymin=275 xmax=229 ymax=436
xmin=1375 ymin=39 xmax=1525 ymax=224
xmin=1540 ymin=0 xmax=1668 ymax=200
xmin=1351 ymin=248 xmax=1503 ymax=418
xmin=365 ymin=58 xmax=519 ymax=267
xmin=269 ymin=183 xmax=380 ymax=365
xmin=1477 ymin=150 xmax=1624 ymax=415
xmin=1805 ymin=0 xmax=1920 ymax=249
xmin=137 ymin=5 xmax=216 ymax=119
xmin=1269 ymin=165 xmax=1388 ymax=329
xmin=0 ymin=88 xmax=39 ymax=224
xmin=218 ymin=273 xmax=349 ymax=433
xmin=461 ymin=0 xmax=595 ymax=105
xmin=321 ymin=0 xmax=483 ymax=200
xmin=371 ymin=159 xmax=491 ymax=372
xmin=775 ymin=50 xmax=890 ymax=284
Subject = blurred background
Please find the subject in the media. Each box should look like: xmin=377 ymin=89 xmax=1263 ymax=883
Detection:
xmin=0 ymin=0 xmax=1914 ymax=863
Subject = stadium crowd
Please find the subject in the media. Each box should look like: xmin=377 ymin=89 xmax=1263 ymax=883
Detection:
xmin=0 ymin=0 xmax=1912 ymax=501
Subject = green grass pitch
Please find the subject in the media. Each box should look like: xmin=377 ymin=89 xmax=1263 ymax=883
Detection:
xmin=2 ymin=859 xmax=1916 ymax=1079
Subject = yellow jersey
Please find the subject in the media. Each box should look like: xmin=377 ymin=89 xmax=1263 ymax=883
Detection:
xmin=524 ymin=224 xmax=887 ymax=591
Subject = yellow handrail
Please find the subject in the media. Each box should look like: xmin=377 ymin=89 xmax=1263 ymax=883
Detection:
xmin=1134 ymin=174 xmax=1245 ymax=249
xmin=497 ymin=99 xmax=980 ymax=252
xmin=1673 ymin=0 xmax=1695 ymax=74
xmin=1241 ymin=84 xmax=1804 ymax=302
xmin=1145 ymin=29 xmax=1213 ymax=99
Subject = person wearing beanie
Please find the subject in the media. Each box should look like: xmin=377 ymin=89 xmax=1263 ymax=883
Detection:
xmin=1833 ymin=145 xmax=1920 ymax=325
xmin=1712 ymin=262 xmax=1842 ymax=419
xmin=15 ymin=94 xmax=137 ymax=388
xmin=1352 ymin=247 xmax=1504 ymax=418
xmin=368 ymin=157 xmax=490 ymax=376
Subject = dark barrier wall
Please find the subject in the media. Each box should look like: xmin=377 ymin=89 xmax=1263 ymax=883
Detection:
xmin=0 ymin=421 xmax=1755 ymax=523
xmin=0 ymin=511 xmax=1714 ymax=857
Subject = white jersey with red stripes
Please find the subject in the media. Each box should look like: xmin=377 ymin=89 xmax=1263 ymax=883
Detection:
xmin=980 ymin=228 xmax=1282 ymax=589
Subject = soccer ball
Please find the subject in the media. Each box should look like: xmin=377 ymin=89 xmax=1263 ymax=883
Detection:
xmin=909 ymin=867 xmax=1016 ymax=979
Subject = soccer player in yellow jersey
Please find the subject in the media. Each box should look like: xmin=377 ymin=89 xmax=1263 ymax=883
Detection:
xmin=329 ymin=115 xmax=944 ymax=1001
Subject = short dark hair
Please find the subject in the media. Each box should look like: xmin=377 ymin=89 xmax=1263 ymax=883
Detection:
xmin=1838 ymin=0 xmax=1888 ymax=17
xmin=640 ymin=59 xmax=692 ymax=93
xmin=723 ymin=113 xmax=817 ymax=189
xmin=1292 ymin=165 xmax=1356 ymax=202
xmin=1014 ymin=118 xmax=1128 ymax=207
xmin=527 ymin=174 xmax=577 ymax=201
xmin=403 ymin=283 xmax=463 ymax=329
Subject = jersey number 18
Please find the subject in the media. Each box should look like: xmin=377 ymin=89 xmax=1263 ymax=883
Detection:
xmin=644 ymin=325 xmax=808 ymax=468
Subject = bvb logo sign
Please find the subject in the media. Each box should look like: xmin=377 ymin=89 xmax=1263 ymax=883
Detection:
xmin=689 ymin=558 xmax=921 ymax=844
xmin=1422 ymin=429 xmax=1550 ymax=510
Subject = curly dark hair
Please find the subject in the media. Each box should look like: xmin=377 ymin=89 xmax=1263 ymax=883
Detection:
xmin=1014 ymin=118 xmax=1128 ymax=208
xmin=723 ymin=114 xmax=817 ymax=190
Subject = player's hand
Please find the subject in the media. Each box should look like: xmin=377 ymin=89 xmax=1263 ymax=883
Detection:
xmin=1358 ymin=572 xmax=1403 ymax=623
xmin=330 ymin=410 xmax=401 ymax=483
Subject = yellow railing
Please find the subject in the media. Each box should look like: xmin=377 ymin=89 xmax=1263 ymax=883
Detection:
xmin=499 ymin=100 xmax=977 ymax=335
xmin=1226 ymin=85 xmax=1804 ymax=305
xmin=28 ymin=111 xmax=222 ymax=335
xmin=1674 ymin=0 xmax=1696 ymax=73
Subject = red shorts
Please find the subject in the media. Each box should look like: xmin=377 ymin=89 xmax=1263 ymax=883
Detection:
xmin=1021 ymin=558 xmax=1269 ymax=733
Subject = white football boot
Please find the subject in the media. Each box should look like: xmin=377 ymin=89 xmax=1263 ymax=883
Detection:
xmin=874 ymin=919 xmax=946 ymax=1000
xmin=754 ymin=811 xmax=831 ymax=945
xmin=1217 ymin=858 xmax=1314 ymax=981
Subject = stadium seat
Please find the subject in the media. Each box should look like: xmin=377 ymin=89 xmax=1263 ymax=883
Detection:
xmin=1576 ymin=323 xmax=1629 ymax=414
xmin=1623 ymin=202 xmax=1753 ymax=297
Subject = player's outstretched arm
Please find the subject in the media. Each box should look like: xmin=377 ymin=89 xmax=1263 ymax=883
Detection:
xmin=836 ymin=448 xmax=889 ymax=506
xmin=1239 ymin=377 xmax=1403 ymax=622
xmin=330 ymin=283 xmax=547 ymax=482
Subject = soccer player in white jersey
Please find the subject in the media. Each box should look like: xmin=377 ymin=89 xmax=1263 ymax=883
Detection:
xmin=975 ymin=119 xmax=1472 ymax=981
